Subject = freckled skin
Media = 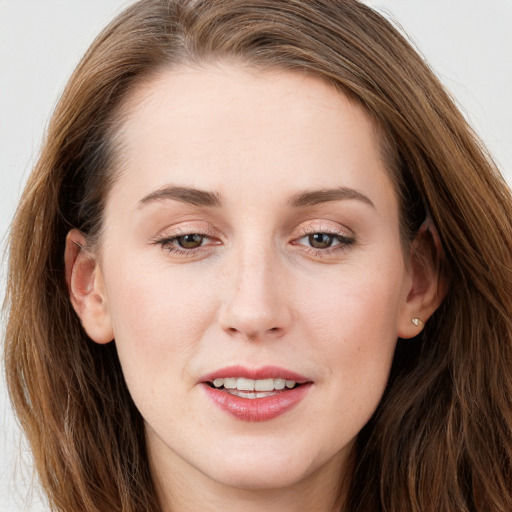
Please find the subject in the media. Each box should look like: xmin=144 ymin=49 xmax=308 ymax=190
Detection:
xmin=81 ymin=64 xmax=423 ymax=511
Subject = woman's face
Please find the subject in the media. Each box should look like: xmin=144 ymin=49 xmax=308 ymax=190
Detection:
xmin=72 ymin=64 xmax=426 ymax=498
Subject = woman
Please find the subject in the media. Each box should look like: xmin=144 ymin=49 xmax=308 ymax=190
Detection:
xmin=4 ymin=1 xmax=512 ymax=511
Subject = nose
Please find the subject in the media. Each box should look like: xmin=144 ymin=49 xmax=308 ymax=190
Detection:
xmin=218 ymin=244 xmax=292 ymax=341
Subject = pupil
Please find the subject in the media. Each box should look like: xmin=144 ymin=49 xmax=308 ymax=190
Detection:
xmin=309 ymin=233 xmax=333 ymax=249
xmin=178 ymin=234 xmax=203 ymax=248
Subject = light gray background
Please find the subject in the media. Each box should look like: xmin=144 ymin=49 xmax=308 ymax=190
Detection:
xmin=1 ymin=1 xmax=511 ymax=510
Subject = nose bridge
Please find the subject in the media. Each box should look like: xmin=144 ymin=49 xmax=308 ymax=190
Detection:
xmin=219 ymin=233 xmax=290 ymax=339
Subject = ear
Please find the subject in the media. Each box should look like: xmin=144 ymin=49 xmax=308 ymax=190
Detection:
xmin=65 ymin=229 xmax=114 ymax=344
xmin=397 ymin=223 xmax=449 ymax=339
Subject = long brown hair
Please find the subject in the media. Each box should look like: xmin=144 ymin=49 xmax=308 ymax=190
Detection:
xmin=5 ymin=1 xmax=512 ymax=510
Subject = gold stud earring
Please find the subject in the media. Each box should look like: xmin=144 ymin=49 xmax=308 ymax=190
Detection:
xmin=411 ymin=317 xmax=423 ymax=327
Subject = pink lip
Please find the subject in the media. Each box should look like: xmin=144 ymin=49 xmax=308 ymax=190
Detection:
xmin=199 ymin=365 xmax=313 ymax=422
xmin=200 ymin=365 xmax=310 ymax=383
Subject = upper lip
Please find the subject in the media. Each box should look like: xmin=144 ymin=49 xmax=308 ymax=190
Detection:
xmin=200 ymin=365 xmax=311 ymax=384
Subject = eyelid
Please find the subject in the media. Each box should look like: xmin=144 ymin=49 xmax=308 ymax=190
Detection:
xmin=149 ymin=222 xmax=222 ymax=255
xmin=152 ymin=221 xmax=217 ymax=240
xmin=290 ymin=221 xmax=357 ymax=256
xmin=293 ymin=220 xmax=354 ymax=239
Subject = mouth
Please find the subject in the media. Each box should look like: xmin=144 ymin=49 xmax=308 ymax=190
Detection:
xmin=200 ymin=366 xmax=312 ymax=421
xmin=206 ymin=377 xmax=302 ymax=399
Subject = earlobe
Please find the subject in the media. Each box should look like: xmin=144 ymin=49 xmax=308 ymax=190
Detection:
xmin=65 ymin=229 xmax=114 ymax=344
xmin=397 ymin=224 xmax=449 ymax=339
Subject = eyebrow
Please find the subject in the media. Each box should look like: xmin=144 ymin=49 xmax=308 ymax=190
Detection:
xmin=137 ymin=185 xmax=374 ymax=210
xmin=138 ymin=186 xmax=222 ymax=208
xmin=287 ymin=187 xmax=375 ymax=209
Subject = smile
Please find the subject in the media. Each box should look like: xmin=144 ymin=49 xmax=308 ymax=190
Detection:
xmin=209 ymin=377 xmax=299 ymax=399
xmin=201 ymin=366 xmax=312 ymax=421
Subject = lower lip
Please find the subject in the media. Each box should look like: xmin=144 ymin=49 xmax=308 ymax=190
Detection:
xmin=201 ymin=383 xmax=312 ymax=422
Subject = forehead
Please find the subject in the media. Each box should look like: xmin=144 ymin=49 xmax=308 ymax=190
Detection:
xmin=110 ymin=63 xmax=396 ymax=210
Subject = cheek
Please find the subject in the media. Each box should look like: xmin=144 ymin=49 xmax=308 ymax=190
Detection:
xmin=102 ymin=257 xmax=219 ymax=391
xmin=299 ymin=263 xmax=405 ymax=405
xmin=301 ymin=263 xmax=404 ymax=348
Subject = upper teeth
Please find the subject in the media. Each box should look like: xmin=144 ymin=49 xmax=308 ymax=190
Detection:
xmin=212 ymin=377 xmax=296 ymax=391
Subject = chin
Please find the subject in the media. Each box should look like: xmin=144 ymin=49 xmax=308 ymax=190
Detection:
xmin=202 ymin=441 xmax=334 ymax=492
xmin=210 ymin=462 xmax=310 ymax=492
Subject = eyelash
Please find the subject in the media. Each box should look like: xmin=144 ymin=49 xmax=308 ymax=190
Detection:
xmin=153 ymin=227 xmax=356 ymax=258
xmin=292 ymin=227 xmax=356 ymax=256
xmin=153 ymin=230 xmax=218 ymax=257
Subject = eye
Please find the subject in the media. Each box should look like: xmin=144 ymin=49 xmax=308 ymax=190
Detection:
xmin=298 ymin=232 xmax=353 ymax=249
xmin=153 ymin=230 xmax=218 ymax=256
xmin=305 ymin=232 xmax=339 ymax=249
xmin=291 ymin=227 xmax=356 ymax=257
xmin=175 ymin=233 xmax=206 ymax=249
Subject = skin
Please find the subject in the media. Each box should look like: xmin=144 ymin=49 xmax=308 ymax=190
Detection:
xmin=66 ymin=64 xmax=441 ymax=511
